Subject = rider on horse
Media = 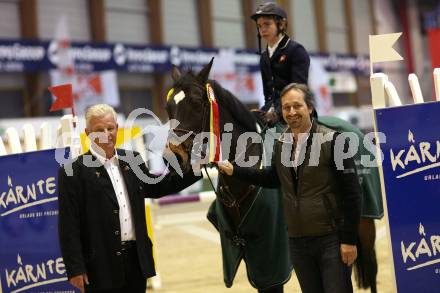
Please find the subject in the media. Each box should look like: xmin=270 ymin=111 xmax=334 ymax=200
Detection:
xmin=251 ymin=2 xmax=310 ymax=124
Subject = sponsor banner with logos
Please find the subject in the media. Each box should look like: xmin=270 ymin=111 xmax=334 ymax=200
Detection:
xmin=0 ymin=38 xmax=371 ymax=75
xmin=0 ymin=148 xmax=78 ymax=293
xmin=375 ymin=101 xmax=440 ymax=292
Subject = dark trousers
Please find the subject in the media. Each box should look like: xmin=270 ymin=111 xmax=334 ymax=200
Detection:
xmin=87 ymin=242 xmax=146 ymax=293
xmin=289 ymin=233 xmax=353 ymax=293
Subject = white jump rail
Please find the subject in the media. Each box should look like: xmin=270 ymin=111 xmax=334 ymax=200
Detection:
xmin=408 ymin=73 xmax=424 ymax=104
xmin=23 ymin=123 xmax=37 ymax=152
xmin=384 ymin=81 xmax=403 ymax=106
xmin=370 ymin=73 xmax=388 ymax=109
xmin=0 ymin=136 xmax=6 ymax=156
xmin=434 ymin=68 xmax=440 ymax=102
xmin=5 ymin=127 xmax=22 ymax=154
xmin=40 ymin=122 xmax=52 ymax=150
xmin=0 ymin=115 xmax=70 ymax=156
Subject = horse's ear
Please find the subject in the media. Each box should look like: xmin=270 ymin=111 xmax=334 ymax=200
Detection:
xmin=197 ymin=57 xmax=214 ymax=83
xmin=171 ymin=66 xmax=182 ymax=81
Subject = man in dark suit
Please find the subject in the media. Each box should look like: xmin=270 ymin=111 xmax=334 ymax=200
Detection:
xmin=58 ymin=104 xmax=200 ymax=293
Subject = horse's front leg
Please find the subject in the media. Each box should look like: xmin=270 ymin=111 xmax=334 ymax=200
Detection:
xmin=258 ymin=284 xmax=284 ymax=293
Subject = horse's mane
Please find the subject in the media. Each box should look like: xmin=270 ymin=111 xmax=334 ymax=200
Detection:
xmin=209 ymin=80 xmax=257 ymax=133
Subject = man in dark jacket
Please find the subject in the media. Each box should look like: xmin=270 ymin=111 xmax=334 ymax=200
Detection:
xmin=251 ymin=2 xmax=310 ymax=115
xmin=58 ymin=104 xmax=200 ymax=293
xmin=218 ymin=84 xmax=361 ymax=293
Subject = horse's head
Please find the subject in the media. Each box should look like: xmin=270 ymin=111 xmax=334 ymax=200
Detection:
xmin=165 ymin=58 xmax=214 ymax=171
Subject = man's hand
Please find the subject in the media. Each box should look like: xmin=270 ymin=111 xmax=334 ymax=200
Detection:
xmin=69 ymin=274 xmax=89 ymax=293
xmin=340 ymin=244 xmax=357 ymax=266
xmin=264 ymin=108 xmax=279 ymax=126
xmin=217 ymin=160 xmax=234 ymax=176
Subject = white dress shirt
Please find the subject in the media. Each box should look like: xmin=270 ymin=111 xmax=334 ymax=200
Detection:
xmin=90 ymin=147 xmax=136 ymax=241
xmin=268 ymin=35 xmax=284 ymax=58
xmin=292 ymin=125 xmax=312 ymax=170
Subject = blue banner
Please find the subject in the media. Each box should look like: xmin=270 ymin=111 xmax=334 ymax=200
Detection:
xmin=375 ymin=101 xmax=440 ymax=292
xmin=0 ymin=39 xmax=259 ymax=74
xmin=0 ymin=149 xmax=78 ymax=293
xmin=0 ymin=38 xmax=371 ymax=75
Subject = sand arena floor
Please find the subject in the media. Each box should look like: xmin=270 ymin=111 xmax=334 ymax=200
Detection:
xmin=149 ymin=201 xmax=395 ymax=293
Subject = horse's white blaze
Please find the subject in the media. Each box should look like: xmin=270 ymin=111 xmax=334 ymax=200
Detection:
xmin=174 ymin=90 xmax=186 ymax=104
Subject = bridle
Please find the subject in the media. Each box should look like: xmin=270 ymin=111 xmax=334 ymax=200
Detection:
xmin=167 ymin=82 xmax=210 ymax=153
xmin=167 ymin=83 xmax=264 ymax=216
xmin=168 ymin=98 xmax=210 ymax=156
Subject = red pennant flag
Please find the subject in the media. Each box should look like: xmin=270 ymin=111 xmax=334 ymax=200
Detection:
xmin=49 ymin=84 xmax=73 ymax=112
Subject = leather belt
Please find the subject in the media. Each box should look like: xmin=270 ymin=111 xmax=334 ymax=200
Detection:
xmin=121 ymin=241 xmax=136 ymax=251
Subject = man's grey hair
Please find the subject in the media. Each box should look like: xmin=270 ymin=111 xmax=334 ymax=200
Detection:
xmin=85 ymin=104 xmax=117 ymax=128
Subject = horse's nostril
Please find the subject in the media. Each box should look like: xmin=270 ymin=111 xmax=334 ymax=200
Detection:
xmin=166 ymin=143 xmax=189 ymax=167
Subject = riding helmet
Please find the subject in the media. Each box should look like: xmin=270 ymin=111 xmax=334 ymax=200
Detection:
xmin=250 ymin=2 xmax=287 ymax=21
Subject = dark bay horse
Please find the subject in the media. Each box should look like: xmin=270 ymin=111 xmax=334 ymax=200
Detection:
xmin=164 ymin=59 xmax=379 ymax=292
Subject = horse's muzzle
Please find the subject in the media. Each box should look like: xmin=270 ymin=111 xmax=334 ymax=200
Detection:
xmin=165 ymin=143 xmax=189 ymax=171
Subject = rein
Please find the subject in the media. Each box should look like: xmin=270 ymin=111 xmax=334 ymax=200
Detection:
xmin=200 ymin=86 xmax=271 ymax=212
